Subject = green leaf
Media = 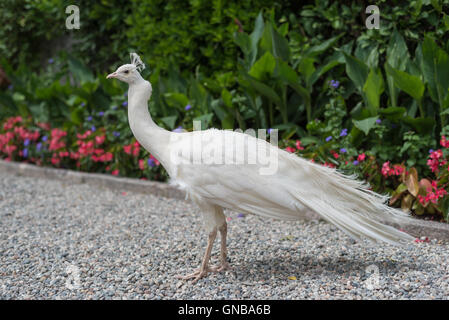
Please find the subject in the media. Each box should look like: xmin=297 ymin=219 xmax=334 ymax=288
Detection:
xmin=241 ymin=74 xmax=282 ymax=105
xmin=363 ymin=68 xmax=384 ymax=110
xmin=269 ymin=23 xmax=290 ymax=61
xmin=160 ymin=116 xmax=178 ymax=130
xmin=163 ymin=92 xmax=189 ymax=110
xmin=402 ymin=117 xmax=435 ymax=134
xmin=248 ymin=51 xmax=276 ymax=80
xmin=68 ymin=56 xmax=94 ymax=84
xmin=421 ymin=35 xmax=449 ymax=105
xmin=341 ymin=51 xmax=369 ymax=92
xmin=194 ymin=113 xmax=214 ymax=129
xmin=249 ymin=11 xmax=265 ymax=66
xmin=378 ymin=107 xmax=406 ymax=121
xmin=385 ymin=63 xmax=424 ymax=101
xmin=221 ymin=89 xmax=233 ymax=108
xmin=297 ymin=57 xmax=316 ymax=87
xmin=304 ymin=34 xmax=343 ymax=57
xmin=352 ymin=116 xmax=379 ymax=135
xmin=386 ymin=29 xmax=410 ymax=107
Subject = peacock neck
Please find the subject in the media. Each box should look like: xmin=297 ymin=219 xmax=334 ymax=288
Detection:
xmin=127 ymin=79 xmax=171 ymax=167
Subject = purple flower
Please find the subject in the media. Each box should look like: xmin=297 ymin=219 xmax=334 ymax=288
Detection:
xmin=36 ymin=142 xmax=42 ymax=151
xmin=376 ymin=119 xmax=382 ymax=124
xmin=185 ymin=104 xmax=192 ymax=111
xmin=147 ymin=158 xmax=156 ymax=167
xmin=80 ymin=102 xmax=85 ymax=107
xmin=24 ymin=139 xmax=30 ymax=146
xmin=340 ymin=128 xmax=348 ymax=137
xmin=122 ymin=101 xmax=128 ymax=107
xmin=113 ymin=131 xmax=120 ymax=137
xmin=353 ymin=160 xmax=359 ymax=165
xmin=91 ymin=125 xmax=96 ymax=132
xmin=98 ymin=111 xmax=105 ymax=116
xmin=48 ymin=58 xmax=54 ymax=64
xmin=87 ymin=116 xmax=93 ymax=121
xmin=325 ymin=136 xmax=332 ymax=142
xmin=268 ymin=128 xmax=273 ymax=134
xmin=429 ymin=149 xmax=434 ymax=154
xmin=330 ymin=80 xmax=340 ymax=89
xmin=237 ymin=213 xmax=245 ymax=218
xmin=41 ymin=136 xmax=48 ymax=142
xmin=340 ymin=148 xmax=347 ymax=153
xmin=22 ymin=148 xmax=28 ymax=158
xmin=8 ymin=84 xmax=13 ymax=90
xmin=173 ymin=126 xmax=183 ymax=133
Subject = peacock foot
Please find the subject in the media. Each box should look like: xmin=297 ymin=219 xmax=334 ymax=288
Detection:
xmin=209 ymin=261 xmax=232 ymax=272
xmin=176 ymin=265 xmax=215 ymax=283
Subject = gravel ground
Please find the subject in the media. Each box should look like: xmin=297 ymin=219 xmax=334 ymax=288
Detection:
xmin=1 ymin=170 xmax=449 ymax=300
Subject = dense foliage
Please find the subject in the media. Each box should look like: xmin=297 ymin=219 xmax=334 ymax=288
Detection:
xmin=2 ymin=0 xmax=449 ymax=221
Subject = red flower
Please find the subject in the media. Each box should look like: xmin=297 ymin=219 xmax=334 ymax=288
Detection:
xmin=441 ymin=136 xmax=449 ymax=148
xmin=139 ymin=159 xmax=145 ymax=170
xmin=123 ymin=144 xmax=132 ymax=155
xmin=357 ymin=153 xmax=366 ymax=162
xmin=111 ymin=169 xmax=119 ymax=176
xmin=95 ymin=135 xmax=106 ymax=145
xmin=295 ymin=140 xmax=304 ymax=151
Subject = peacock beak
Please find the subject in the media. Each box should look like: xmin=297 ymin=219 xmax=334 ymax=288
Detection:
xmin=106 ymin=72 xmax=118 ymax=79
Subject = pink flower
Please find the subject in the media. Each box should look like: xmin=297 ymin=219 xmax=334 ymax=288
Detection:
xmin=295 ymin=140 xmax=304 ymax=150
xmin=357 ymin=153 xmax=366 ymax=162
xmin=95 ymin=135 xmax=106 ymax=145
xmin=139 ymin=159 xmax=145 ymax=170
xmin=285 ymin=146 xmax=296 ymax=153
xmin=441 ymin=136 xmax=449 ymax=148
xmin=111 ymin=169 xmax=119 ymax=176
xmin=123 ymin=144 xmax=132 ymax=155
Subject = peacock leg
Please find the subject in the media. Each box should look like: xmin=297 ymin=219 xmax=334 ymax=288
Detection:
xmin=210 ymin=222 xmax=231 ymax=272
xmin=176 ymin=227 xmax=217 ymax=283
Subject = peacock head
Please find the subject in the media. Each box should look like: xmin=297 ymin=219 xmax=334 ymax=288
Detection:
xmin=107 ymin=53 xmax=146 ymax=84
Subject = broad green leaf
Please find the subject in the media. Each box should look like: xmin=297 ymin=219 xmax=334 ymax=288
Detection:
xmin=164 ymin=92 xmax=189 ymax=110
xmin=352 ymin=116 xmax=379 ymax=135
xmin=363 ymin=68 xmax=384 ymax=110
xmin=194 ymin=113 xmax=214 ymax=129
xmin=249 ymin=11 xmax=265 ymax=66
xmin=309 ymin=60 xmax=341 ymax=86
xmin=248 ymin=51 xmax=276 ymax=80
xmin=270 ymin=23 xmax=290 ymax=61
xmin=221 ymin=89 xmax=233 ymax=108
xmin=421 ymin=35 xmax=449 ymax=105
xmin=297 ymin=57 xmax=316 ymax=87
xmin=304 ymin=34 xmax=343 ymax=57
xmin=241 ymin=74 xmax=281 ymax=105
xmin=276 ymin=59 xmax=299 ymax=83
xmin=341 ymin=51 xmax=369 ymax=92
xmin=68 ymin=56 xmax=94 ymax=84
xmin=378 ymin=107 xmax=406 ymax=121
xmin=402 ymin=116 xmax=435 ymax=134
xmin=385 ymin=63 xmax=424 ymax=101
xmin=160 ymin=115 xmax=177 ymax=130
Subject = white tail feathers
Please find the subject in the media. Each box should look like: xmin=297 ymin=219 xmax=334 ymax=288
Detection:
xmin=130 ymin=53 xmax=145 ymax=72
xmin=292 ymin=157 xmax=418 ymax=246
